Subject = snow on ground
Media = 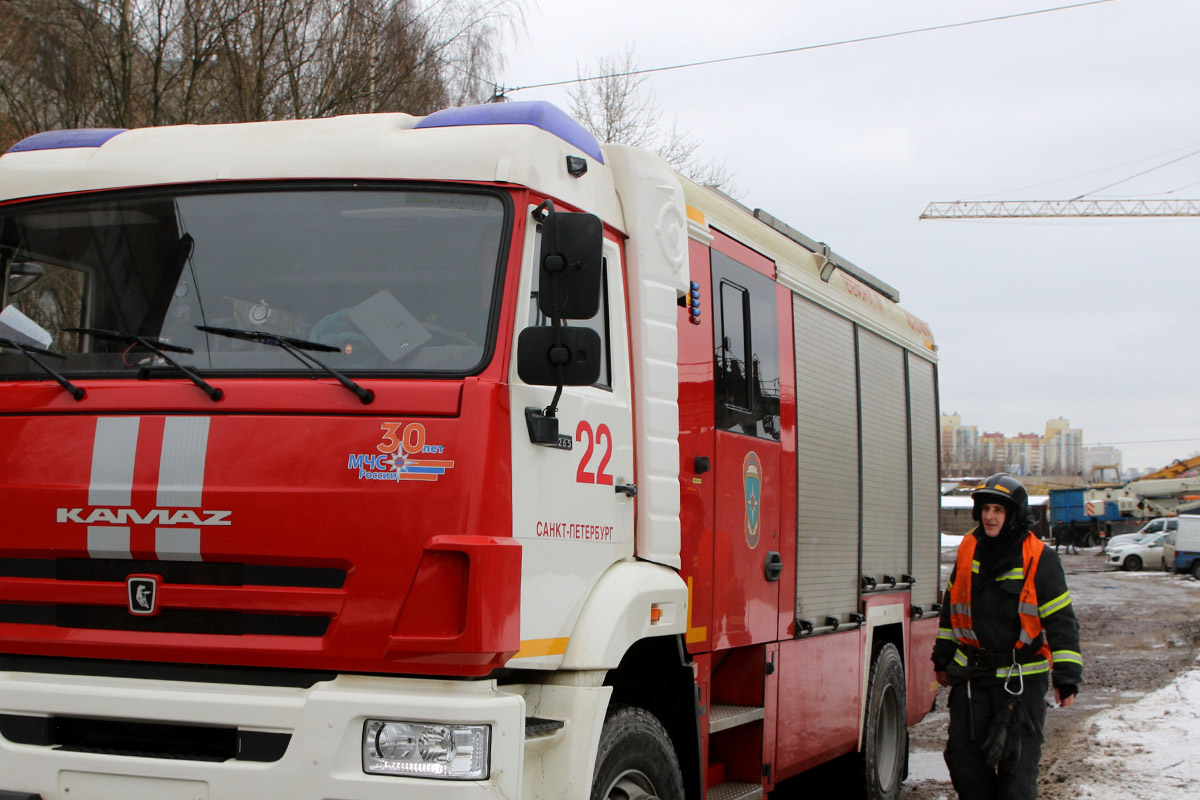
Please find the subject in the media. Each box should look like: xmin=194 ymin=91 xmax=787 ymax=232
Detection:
xmin=907 ymin=747 xmax=951 ymax=786
xmin=1077 ymin=659 xmax=1200 ymax=799
xmin=905 ymin=658 xmax=1200 ymax=798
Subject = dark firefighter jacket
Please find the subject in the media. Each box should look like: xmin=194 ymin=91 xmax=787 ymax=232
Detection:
xmin=933 ymin=528 xmax=1083 ymax=691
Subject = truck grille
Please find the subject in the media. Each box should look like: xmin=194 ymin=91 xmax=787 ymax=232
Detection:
xmin=0 ymin=713 xmax=290 ymax=762
xmin=0 ymin=558 xmax=345 ymax=587
xmin=0 ymin=558 xmax=343 ymax=637
xmin=0 ymin=604 xmax=329 ymax=636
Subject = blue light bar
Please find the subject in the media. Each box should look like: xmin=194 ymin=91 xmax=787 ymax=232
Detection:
xmin=7 ymin=128 xmax=128 ymax=154
xmin=414 ymin=101 xmax=603 ymax=164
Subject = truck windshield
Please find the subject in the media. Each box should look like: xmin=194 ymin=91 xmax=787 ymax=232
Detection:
xmin=0 ymin=185 xmax=508 ymax=378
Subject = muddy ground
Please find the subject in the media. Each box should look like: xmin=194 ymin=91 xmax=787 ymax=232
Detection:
xmin=901 ymin=546 xmax=1200 ymax=799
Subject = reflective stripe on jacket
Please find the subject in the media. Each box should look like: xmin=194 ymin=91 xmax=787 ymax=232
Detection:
xmin=949 ymin=531 xmax=1053 ymax=667
xmin=933 ymin=530 xmax=1083 ymax=689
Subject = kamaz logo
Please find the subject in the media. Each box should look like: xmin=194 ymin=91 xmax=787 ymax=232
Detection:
xmin=57 ymin=508 xmax=233 ymax=526
xmin=127 ymin=574 xmax=160 ymax=616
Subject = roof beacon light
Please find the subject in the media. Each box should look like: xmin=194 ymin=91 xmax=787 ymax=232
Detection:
xmin=7 ymin=128 xmax=127 ymax=154
xmin=415 ymin=101 xmax=603 ymax=164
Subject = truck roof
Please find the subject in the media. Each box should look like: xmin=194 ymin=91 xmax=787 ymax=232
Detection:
xmin=681 ymin=177 xmax=936 ymax=356
xmin=1 ymin=100 xmax=934 ymax=353
xmin=0 ymin=101 xmax=626 ymax=228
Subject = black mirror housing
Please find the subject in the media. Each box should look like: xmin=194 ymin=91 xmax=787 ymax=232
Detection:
xmin=517 ymin=325 xmax=602 ymax=387
xmin=537 ymin=211 xmax=602 ymax=320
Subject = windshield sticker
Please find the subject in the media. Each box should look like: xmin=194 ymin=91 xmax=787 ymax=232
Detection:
xmin=347 ymin=421 xmax=455 ymax=483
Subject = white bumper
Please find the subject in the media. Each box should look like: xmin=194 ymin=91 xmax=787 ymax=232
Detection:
xmin=0 ymin=669 xmax=525 ymax=799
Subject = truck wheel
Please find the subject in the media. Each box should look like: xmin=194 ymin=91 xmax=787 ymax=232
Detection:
xmin=1192 ymin=561 xmax=1200 ymax=581
xmin=1123 ymin=555 xmax=1143 ymax=572
xmin=853 ymin=643 xmax=907 ymax=800
xmin=591 ymin=704 xmax=684 ymax=800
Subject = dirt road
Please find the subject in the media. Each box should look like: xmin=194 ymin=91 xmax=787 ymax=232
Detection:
xmin=903 ymin=546 xmax=1200 ymax=799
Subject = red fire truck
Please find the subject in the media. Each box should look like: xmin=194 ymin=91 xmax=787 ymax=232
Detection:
xmin=0 ymin=101 xmax=940 ymax=799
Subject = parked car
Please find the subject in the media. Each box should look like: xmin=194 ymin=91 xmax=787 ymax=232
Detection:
xmin=1161 ymin=531 xmax=1176 ymax=571
xmin=1104 ymin=517 xmax=1177 ymax=552
xmin=1163 ymin=515 xmax=1200 ymax=579
xmin=1106 ymin=530 xmax=1171 ymax=571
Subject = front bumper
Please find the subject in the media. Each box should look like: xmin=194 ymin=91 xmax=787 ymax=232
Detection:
xmin=0 ymin=668 xmax=524 ymax=799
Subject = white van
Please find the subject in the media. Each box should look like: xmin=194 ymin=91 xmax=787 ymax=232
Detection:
xmin=1163 ymin=515 xmax=1200 ymax=579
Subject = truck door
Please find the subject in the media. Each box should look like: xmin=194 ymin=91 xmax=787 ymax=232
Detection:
xmin=709 ymin=240 xmax=782 ymax=648
xmin=508 ymin=212 xmax=636 ymax=667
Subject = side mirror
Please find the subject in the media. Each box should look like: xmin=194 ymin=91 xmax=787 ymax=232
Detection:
xmin=537 ymin=211 xmax=602 ymax=320
xmin=517 ymin=326 xmax=601 ymax=387
xmin=520 ymin=202 xmax=605 ymax=448
xmin=7 ymin=261 xmax=46 ymax=295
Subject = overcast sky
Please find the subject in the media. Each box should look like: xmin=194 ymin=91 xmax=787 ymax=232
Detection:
xmin=499 ymin=0 xmax=1200 ymax=472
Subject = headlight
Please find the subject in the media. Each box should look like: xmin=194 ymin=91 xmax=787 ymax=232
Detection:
xmin=362 ymin=719 xmax=490 ymax=780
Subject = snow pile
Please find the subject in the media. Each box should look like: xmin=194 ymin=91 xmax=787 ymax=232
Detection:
xmin=905 ymin=662 xmax=1200 ymax=798
xmin=906 ymin=748 xmax=951 ymax=787
xmin=1078 ymin=662 xmax=1200 ymax=799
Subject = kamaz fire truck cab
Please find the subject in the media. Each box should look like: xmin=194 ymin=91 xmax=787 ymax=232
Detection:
xmin=0 ymin=102 xmax=940 ymax=800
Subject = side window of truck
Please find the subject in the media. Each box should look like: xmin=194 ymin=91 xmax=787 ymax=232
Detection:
xmin=711 ymin=250 xmax=780 ymax=440
xmin=528 ymin=256 xmax=612 ymax=391
xmin=718 ymin=281 xmax=751 ymax=411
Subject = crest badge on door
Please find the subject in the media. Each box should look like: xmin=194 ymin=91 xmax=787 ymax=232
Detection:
xmin=743 ymin=451 xmax=761 ymax=549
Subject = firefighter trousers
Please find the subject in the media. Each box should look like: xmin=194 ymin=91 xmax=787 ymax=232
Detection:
xmin=944 ymin=673 xmax=1048 ymax=800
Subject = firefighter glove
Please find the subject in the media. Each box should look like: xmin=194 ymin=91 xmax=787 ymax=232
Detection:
xmin=982 ymin=698 xmax=1033 ymax=772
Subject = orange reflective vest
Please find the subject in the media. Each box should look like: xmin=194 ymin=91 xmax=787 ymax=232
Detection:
xmin=949 ymin=532 xmax=1053 ymax=666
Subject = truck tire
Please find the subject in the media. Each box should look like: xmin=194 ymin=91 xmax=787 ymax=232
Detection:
xmin=1123 ymin=555 xmax=1143 ymax=572
xmin=591 ymin=704 xmax=684 ymax=800
xmin=1192 ymin=561 xmax=1200 ymax=581
xmin=852 ymin=643 xmax=907 ymax=800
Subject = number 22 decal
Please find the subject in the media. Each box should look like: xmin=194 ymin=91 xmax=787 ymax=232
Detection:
xmin=576 ymin=421 xmax=614 ymax=485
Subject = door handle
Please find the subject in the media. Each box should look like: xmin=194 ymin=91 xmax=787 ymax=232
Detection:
xmin=764 ymin=550 xmax=783 ymax=582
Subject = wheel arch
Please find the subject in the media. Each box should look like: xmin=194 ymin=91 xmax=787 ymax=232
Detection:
xmin=604 ymin=635 xmax=702 ymax=800
xmin=858 ymin=604 xmax=907 ymax=751
xmin=560 ymin=560 xmax=689 ymax=670
xmin=557 ymin=560 xmax=699 ymax=799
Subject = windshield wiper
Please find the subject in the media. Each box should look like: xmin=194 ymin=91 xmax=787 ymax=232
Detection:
xmin=65 ymin=327 xmax=223 ymax=402
xmin=196 ymin=325 xmax=374 ymax=404
xmin=0 ymin=336 xmax=86 ymax=400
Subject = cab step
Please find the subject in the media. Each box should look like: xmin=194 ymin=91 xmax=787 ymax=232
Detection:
xmin=708 ymin=703 xmax=764 ymax=733
xmin=707 ymin=780 xmax=764 ymax=800
xmin=523 ymin=716 xmax=564 ymax=737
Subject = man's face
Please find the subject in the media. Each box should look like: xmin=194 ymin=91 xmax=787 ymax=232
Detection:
xmin=981 ymin=502 xmax=1007 ymax=538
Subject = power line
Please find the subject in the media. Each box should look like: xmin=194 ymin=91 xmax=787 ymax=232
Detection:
xmin=1071 ymin=147 xmax=1200 ymax=201
xmin=1086 ymin=437 xmax=1200 ymax=447
xmin=962 ymin=139 xmax=1200 ymax=201
xmin=503 ymin=0 xmax=1117 ymax=94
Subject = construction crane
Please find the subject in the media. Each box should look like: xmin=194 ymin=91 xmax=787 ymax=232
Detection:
xmin=920 ymin=198 xmax=1200 ymax=219
xmin=1138 ymin=454 xmax=1200 ymax=482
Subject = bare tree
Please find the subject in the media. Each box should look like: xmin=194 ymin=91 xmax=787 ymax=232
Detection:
xmin=0 ymin=0 xmax=523 ymax=148
xmin=567 ymin=47 xmax=736 ymax=193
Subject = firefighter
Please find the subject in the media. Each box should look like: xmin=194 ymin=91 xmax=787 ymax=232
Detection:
xmin=932 ymin=473 xmax=1082 ymax=800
